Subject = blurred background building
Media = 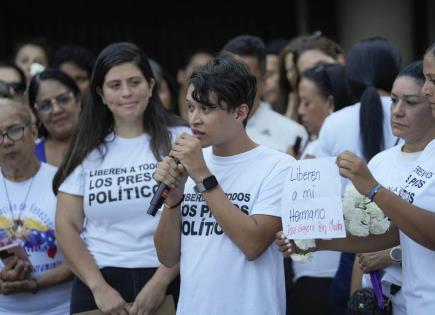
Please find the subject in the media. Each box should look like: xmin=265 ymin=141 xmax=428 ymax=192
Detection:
xmin=0 ymin=0 xmax=433 ymax=75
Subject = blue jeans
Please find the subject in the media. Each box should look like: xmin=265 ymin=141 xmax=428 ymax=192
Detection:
xmin=70 ymin=267 xmax=179 ymax=314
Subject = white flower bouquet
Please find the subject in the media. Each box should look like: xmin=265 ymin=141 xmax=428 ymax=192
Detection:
xmin=342 ymin=184 xmax=390 ymax=237
xmin=290 ymin=239 xmax=316 ymax=262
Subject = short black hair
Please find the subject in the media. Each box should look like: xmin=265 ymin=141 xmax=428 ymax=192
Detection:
xmin=188 ymin=54 xmax=257 ymax=126
xmin=13 ymin=37 xmax=52 ymax=63
xmin=266 ymin=39 xmax=288 ymax=55
xmin=52 ymin=44 xmax=95 ymax=76
xmin=221 ymin=35 xmax=266 ymax=74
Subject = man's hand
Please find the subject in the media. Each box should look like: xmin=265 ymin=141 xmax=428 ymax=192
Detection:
xmin=154 ymin=156 xmax=188 ymax=205
xmin=170 ymin=133 xmax=211 ymax=182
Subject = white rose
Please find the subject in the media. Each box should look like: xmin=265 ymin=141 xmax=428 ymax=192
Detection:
xmin=369 ymin=217 xmax=390 ymax=235
xmin=30 ymin=63 xmax=45 ymax=77
xmin=294 ymin=239 xmax=316 ymax=251
xmin=291 ymin=253 xmax=313 ymax=263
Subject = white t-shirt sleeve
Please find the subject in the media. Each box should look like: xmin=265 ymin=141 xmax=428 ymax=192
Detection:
xmin=251 ymin=157 xmax=293 ymax=217
xmin=58 ymin=164 xmax=85 ymax=196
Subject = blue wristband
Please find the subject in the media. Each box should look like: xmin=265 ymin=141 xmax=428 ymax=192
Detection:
xmin=367 ymin=183 xmax=382 ymax=201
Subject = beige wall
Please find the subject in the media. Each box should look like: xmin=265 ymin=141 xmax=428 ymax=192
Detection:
xmin=338 ymin=0 xmax=414 ymax=64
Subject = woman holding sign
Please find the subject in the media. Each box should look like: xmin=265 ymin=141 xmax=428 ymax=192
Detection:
xmin=292 ymin=63 xmax=355 ymax=315
xmin=54 ymin=42 xmax=187 ymax=314
xmin=278 ymin=44 xmax=435 ymax=315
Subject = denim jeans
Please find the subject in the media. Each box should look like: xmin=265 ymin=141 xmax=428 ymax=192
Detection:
xmin=70 ymin=267 xmax=179 ymax=314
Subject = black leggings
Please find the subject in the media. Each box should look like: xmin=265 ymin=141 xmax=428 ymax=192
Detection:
xmin=70 ymin=267 xmax=179 ymax=314
xmin=292 ymin=276 xmax=333 ymax=315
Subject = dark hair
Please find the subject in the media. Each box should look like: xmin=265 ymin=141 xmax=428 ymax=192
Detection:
xmin=53 ymin=42 xmax=186 ymax=193
xmin=266 ymin=39 xmax=288 ymax=55
xmin=149 ymin=58 xmax=179 ymax=114
xmin=293 ymin=34 xmax=343 ymax=65
xmin=276 ymin=33 xmax=343 ymax=115
xmin=397 ymin=61 xmax=424 ymax=83
xmin=222 ymin=35 xmax=266 ymax=74
xmin=300 ymin=64 xmax=355 ymax=111
xmin=52 ymin=44 xmax=96 ymax=76
xmin=0 ymin=61 xmax=27 ymax=94
xmin=346 ymin=37 xmax=401 ymax=161
xmin=425 ymin=41 xmax=435 ymax=57
xmin=180 ymin=48 xmax=214 ymax=69
xmin=28 ymin=68 xmax=81 ymax=137
xmin=13 ymin=37 xmax=52 ymax=64
xmin=188 ymin=54 xmax=257 ymax=126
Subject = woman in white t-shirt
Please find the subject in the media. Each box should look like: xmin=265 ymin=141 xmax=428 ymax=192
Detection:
xmin=292 ymin=63 xmax=354 ymax=315
xmin=349 ymin=60 xmax=433 ymax=315
xmin=314 ymin=38 xmax=401 ymax=313
xmin=53 ymin=42 xmax=187 ymax=314
xmin=278 ymin=43 xmax=435 ymax=315
xmin=316 ymin=37 xmax=401 ymax=166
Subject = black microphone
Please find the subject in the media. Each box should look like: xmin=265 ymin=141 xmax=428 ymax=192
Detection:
xmin=293 ymin=136 xmax=302 ymax=156
xmin=147 ymin=182 xmax=171 ymax=216
xmin=147 ymin=158 xmax=180 ymax=216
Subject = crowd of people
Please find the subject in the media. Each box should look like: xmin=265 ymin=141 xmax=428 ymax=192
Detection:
xmin=0 ymin=32 xmax=434 ymax=315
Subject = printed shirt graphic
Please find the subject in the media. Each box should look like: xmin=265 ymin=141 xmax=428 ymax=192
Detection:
xmin=177 ymin=146 xmax=293 ymax=315
xmin=59 ymin=127 xmax=188 ymax=268
xmin=395 ymin=139 xmax=435 ymax=314
xmin=0 ymin=163 xmax=71 ymax=315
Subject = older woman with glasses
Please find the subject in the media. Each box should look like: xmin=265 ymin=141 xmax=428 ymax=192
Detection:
xmin=0 ymin=98 xmax=72 ymax=315
xmin=28 ymin=68 xmax=81 ymax=167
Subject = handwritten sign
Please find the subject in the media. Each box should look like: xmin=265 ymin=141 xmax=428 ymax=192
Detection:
xmin=281 ymin=157 xmax=346 ymax=239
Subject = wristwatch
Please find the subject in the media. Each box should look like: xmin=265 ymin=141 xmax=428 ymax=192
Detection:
xmin=389 ymin=246 xmax=402 ymax=263
xmin=193 ymin=175 xmax=218 ymax=193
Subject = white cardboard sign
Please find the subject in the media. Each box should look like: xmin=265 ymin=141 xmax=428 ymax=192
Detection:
xmin=281 ymin=157 xmax=346 ymax=239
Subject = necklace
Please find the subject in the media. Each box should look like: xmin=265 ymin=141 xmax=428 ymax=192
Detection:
xmin=2 ymin=171 xmax=36 ymax=240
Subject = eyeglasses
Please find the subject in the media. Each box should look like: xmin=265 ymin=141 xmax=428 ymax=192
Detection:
xmin=0 ymin=122 xmax=30 ymax=145
xmin=0 ymin=81 xmax=26 ymax=98
xmin=34 ymin=91 xmax=76 ymax=114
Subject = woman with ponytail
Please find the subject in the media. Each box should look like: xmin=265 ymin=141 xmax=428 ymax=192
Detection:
xmin=316 ymin=37 xmax=401 ymax=166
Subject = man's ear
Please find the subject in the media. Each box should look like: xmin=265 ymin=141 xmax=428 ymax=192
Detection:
xmin=235 ymin=104 xmax=250 ymax=122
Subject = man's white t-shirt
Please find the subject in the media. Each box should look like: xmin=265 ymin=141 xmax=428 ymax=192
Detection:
xmin=0 ymin=163 xmax=71 ymax=315
xmin=177 ymin=145 xmax=293 ymax=315
xmin=59 ymin=127 xmax=188 ymax=268
xmin=316 ymin=96 xmax=398 ymax=193
xmin=361 ymin=144 xmax=419 ymax=315
xmin=395 ymin=139 xmax=435 ymax=314
xmin=247 ymin=102 xmax=308 ymax=153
